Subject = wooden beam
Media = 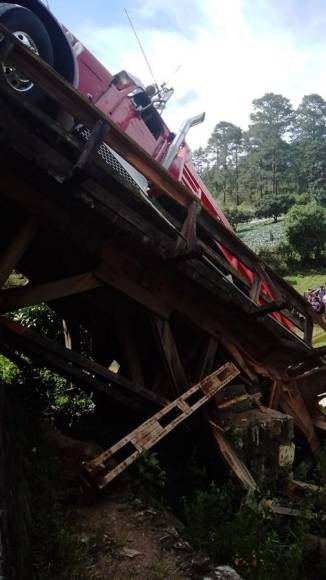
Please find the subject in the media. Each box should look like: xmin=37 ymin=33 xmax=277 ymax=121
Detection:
xmin=209 ymin=421 xmax=257 ymax=492
xmin=0 ymin=217 xmax=38 ymax=288
xmin=151 ymin=315 xmax=188 ymax=395
xmin=249 ymin=273 xmax=262 ymax=304
xmin=304 ymin=316 xmax=313 ymax=346
xmin=84 ymin=362 xmax=240 ymax=488
xmin=172 ymin=200 xmax=201 ymax=258
xmin=0 ymin=272 xmax=102 ymax=313
xmin=280 ymin=382 xmax=320 ymax=455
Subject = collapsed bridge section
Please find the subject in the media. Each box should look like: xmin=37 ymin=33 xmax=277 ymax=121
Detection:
xmin=0 ymin=24 xmax=325 ymax=487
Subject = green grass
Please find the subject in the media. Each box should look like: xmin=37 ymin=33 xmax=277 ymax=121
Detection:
xmin=284 ymin=271 xmax=326 ymax=295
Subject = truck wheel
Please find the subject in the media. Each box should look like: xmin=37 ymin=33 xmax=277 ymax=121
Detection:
xmin=0 ymin=5 xmax=54 ymax=103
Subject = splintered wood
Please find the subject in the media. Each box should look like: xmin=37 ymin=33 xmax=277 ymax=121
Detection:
xmin=84 ymin=362 xmax=239 ymax=489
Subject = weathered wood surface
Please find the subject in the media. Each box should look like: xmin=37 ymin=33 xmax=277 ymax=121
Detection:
xmin=0 ymin=22 xmax=324 ymax=459
xmin=84 ymin=362 xmax=239 ymax=488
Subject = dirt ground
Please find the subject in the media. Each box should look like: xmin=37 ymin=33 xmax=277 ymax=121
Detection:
xmin=72 ymin=489 xmax=193 ymax=580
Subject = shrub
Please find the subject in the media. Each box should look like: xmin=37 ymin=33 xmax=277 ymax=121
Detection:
xmin=223 ymin=205 xmax=254 ymax=230
xmin=284 ymin=203 xmax=326 ymax=263
xmin=254 ymin=194 xmax=294 ymax=223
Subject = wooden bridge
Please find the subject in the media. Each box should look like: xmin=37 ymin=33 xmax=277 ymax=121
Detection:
xmin=0 ymin=24 xmax=325 ymax=485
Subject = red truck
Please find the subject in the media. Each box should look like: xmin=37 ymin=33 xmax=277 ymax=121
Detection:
xmin=0 ymin=1 xmax=232 ymax=223
xmin=0 ymin=0 xmax=290 ymax=328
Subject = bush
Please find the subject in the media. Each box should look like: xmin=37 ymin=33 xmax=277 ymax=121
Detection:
xmin=284 ymin=203 xmax=326 ymax=263
xmin=257 ymin=241 xmax=300 ymax=275
xmin=254 ymin=194 xmax=294 ymax=223
xmin=182 ymin=483 xmax=308 ymax=579
xmin=223 ymin=205 xmax=254 ymax=230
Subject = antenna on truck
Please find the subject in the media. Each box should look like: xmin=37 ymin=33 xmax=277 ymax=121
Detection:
xmin=124 ymin=9 xmax=176 ymax=113
xmin=124 ymin=8 xmax=160 ymax=93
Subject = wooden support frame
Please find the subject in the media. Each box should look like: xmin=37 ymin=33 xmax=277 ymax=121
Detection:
xmin=280 ymin=382 xmax=320 ymax=455
xmin=0 ymin=317 xmax=168 ymax=411
xmin=0 ymin=217 xmax=38 ymax=288
xmin=84 ymin=362 xmax=239 ymax=488
xmin=0 ymin=271 xmax=102 ymax=313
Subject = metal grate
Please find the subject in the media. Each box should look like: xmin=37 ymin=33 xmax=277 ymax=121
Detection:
xmin=77 ymin=126 xmax=144 ymax=192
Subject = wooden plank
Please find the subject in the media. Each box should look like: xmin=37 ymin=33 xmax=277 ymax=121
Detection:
xmin=84 ymin=362 xmax=239 ymax=488
xmin=249 ymin=272 xmax=262 ymax=304
xmin=0 ymin=217 xmax=38 ymax=288
xmin=0 ymin=272 xmax=102 ymax=313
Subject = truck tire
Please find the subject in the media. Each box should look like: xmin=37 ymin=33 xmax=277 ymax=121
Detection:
xmin=0 ymin=4 xmax=54 ymax=103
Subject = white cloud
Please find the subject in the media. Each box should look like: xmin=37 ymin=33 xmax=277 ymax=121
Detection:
xmin=73 ymin=0 xmax=326 ymax=149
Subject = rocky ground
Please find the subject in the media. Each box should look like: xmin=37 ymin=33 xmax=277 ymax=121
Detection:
xmin=46 ymin=428 xmax=242 ymax=580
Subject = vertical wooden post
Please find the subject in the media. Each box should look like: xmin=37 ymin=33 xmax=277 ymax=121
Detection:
xmin=304 ymin=315 xmax=313 ymax=346
xmin=0 ymin=217 xmax=38 ymax=288
xmin=151 ymin=315 xmax=188 ymax=395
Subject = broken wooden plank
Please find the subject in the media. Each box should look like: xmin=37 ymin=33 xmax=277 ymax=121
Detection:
xmin=0 ymin=272 xmax=102 ymax=313
xmin=208 ymin=421 xmax=257 ymax=492
xmin=84 ymin=361 xmax=239 ymax=488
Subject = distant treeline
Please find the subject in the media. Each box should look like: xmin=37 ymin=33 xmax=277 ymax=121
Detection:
xmin=193 ymin=93 xmax=326 ymax=208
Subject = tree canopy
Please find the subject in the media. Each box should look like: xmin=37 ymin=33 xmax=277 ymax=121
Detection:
xmin=194 ymin=92 xmax=326 ymax=207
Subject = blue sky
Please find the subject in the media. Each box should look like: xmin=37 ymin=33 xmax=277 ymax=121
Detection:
xmin=49 ymin=0 xmax=326 ymax=148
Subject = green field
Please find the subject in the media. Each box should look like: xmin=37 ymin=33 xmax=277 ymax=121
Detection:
xmin=237 ymin=218 xmax=284 ymax=251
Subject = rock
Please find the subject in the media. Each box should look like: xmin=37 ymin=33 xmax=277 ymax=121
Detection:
xmin=120 ymin=547 xmax=141 ymax=559
xmin=204 ymin=565 xmax=243 ymax=579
